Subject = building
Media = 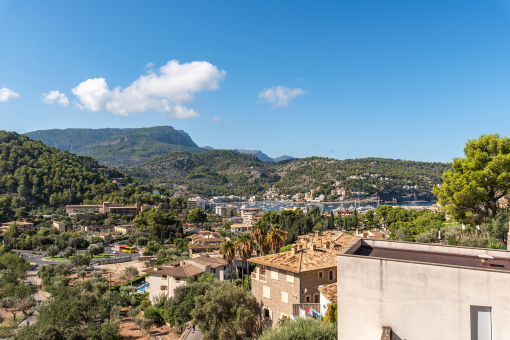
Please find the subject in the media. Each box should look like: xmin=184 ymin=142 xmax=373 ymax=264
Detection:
xmin=52 ymin=221 xmax=66 ymax=232
xmin=81 ymin=225 xmax=114 ymax=233
xmin=354 ymin=228 xmax=390 ymax=240
xmin=187 ymin=197 xmax=206 ymax=210
xmin=66 ymin=201 xmax=167 ymax=217
xmin=114 ymin=225 xmax=134 ymax=235
xmin=249 ymin=196 xmax=263 ymax=202
xmin=318 ymin=282 xmax=336 ymax=317
xmin=230 ymin=223 xmax=252 ymax=234
xmin=0 ymin=221 xmax=34 ymax=232
xmin=336 ymin=238 xmax=510 ymax=340
xmin=335 ymin=209 xmax=356 ymax=217
xmin=249 ymin=231 xmax=359 ymax=326
xmin=144 ymin=256 xmax=231 ymax=300
xmin=215 ymin=205 xmax=238 ymax=218
xmin=188 ymin=231 xmax=223 ymax=256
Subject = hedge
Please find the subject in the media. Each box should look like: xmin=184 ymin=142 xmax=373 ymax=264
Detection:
xmin=110 ymin=273 xmax=149 ymax=292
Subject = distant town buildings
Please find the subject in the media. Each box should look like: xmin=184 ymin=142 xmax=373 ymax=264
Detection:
xmin=52 ymin=221 xmax=65 ymax=232
xmin=65 ymin=201 xmax=167 ymax=217
xmin=187 ymin=197 xmax=216 ymax=212
xmin=215 ymin=205 xmax=238 ymax=218
xmin=0 ymin=221 xmax=34 ymax=232
xmin=230 ymin=223 xmax=252 ymax=234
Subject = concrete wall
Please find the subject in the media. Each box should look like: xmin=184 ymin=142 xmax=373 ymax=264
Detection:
xmin=337 ymin=254 xmax=510 ymax=340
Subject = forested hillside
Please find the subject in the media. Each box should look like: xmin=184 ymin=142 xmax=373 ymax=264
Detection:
xmin=26 ymin=126 xmax=204 ymax=167
xmin=0 ymin=131 xmax=121 ymax=220
xmin=25 ymin=128 xmax=130 ymax=152
xmin=130 ymin=150 xmax=279 ymax=196
xmin=130 ymin=151 xmax=451 ymax=200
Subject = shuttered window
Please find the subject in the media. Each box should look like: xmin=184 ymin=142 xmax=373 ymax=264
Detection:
xmin=263 ymin=286 xmax=271 ymax=299
xmin=281 ymin=291 xmax=289 ymax=303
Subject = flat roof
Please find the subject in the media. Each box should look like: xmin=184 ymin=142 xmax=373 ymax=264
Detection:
xmin=354 ymin=246 xmax=510 ymax=272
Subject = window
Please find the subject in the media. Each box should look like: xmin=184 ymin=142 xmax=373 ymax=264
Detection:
xmin=329 ymin=270 xmax=333 ymax=280
xmin=305 ymin=295 xmax=311 ymax=303
xmin=318 ymin=271 xmax=323 ymax=279
xmin=212 ymin=269 xmax=216 ymax=274
xmin=264 ymin=308 xmax=271 ymax=319
xmin=286 ymin=274 xmax=294 ymax=283
xmin=471 ymin=306 xmax=492 ymax=340
xmin=175 ymin=278 xmax=180 ymax=283
xmin=160 ymin=285 xmax=167 ymax=291
xmin=314 ymin=294 xmax=319 ymax=303
xmin=162 ymin=275 xmax=167 ymax=279
xmin=281 ymin=291 xmax=289 ymax=303
xmin=263 ymin=286 xmax=271 ymax=299
xmin=271 ymin=269 xmax=278 ymax=280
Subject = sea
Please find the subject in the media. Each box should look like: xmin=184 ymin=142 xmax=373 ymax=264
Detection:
xmin=228 ymin=201 xmax=436 ymax=214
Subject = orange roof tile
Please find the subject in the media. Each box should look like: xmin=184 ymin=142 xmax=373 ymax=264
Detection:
xmin=249 ymin=232 xmax=359 ymax=273
xmin=318 ymin=282 xmax=337 ymax=304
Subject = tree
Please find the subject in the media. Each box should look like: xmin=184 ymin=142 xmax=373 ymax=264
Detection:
xmin=4 ymin=222 xmax=21 ymax=239
xmin=14 ymin=207 xmax=28 ymax=220
xmin=252 ymin=221 xmax=269 ymax=255
xmin=63 ymin=246 xmax=75 ymax=259
xmin=324 ymin=303 xmax=337 ymax=324
xmin=125 ymin=265 xmax=139 ymax=279
xmin=134 ymin=316 xmax=154 ymax=336
xmin=87 ymin=243 xmax=104 ymax=256
xmin=46 ymin=245 xmax=59 ymax=258
xmin=433 ymin=134 xmax=510 ymax=224
xmin=262 ymin=211 xmax=278 ymax=226
xmin=267 ymin=224 xmax=286 ymax=254
xmin=188 ymin=208 xmax=207 ymax=228
xmin=220 ymin=241 xmax=236 ymax=281
xmin=191 ymin=281 xmax=255 ymax=340
xmin=234 ymin=234 xmax=255 ymax=290
xmin=128 ymin=306 xmax=140 ymax=321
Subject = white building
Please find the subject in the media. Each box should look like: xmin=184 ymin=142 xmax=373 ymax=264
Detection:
xmin=144 ymin=256 xmax=231 ymax=301
xmin=188 ymin=197 xmax=216 ymax=212
xmin=336 ymin=238 xmax=510 ymax=340
xmin=231 ymin=223 xmax=252 ymax=234
xmin=318 ymin=282 xmax=336 ymax=316
xmin=215 ymin=205 xmax=238 ymax=217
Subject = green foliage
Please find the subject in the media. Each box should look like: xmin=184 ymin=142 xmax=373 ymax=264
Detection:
xmin=46 ymin=245 xmax=59 ymax=258
xmin=324 ymin=303 xmax=337 ymax=324
xmin=188 ymin=208 xmax=207 ymax=228
xmin=434 ymin=134 xmax=510 ymax=224
xmin=191 ymin=281 xmax=255 ymax=340
xmin=258 ymin=317 xmax=337 ymax=340
xmin=110 ymin=273 xmax=148 ymax=292
xmin=0 ymin=131 xmax=120 ymax=209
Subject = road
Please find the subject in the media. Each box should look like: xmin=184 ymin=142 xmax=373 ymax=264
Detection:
xmin=184 ymin=328 xmax=203 ymax=340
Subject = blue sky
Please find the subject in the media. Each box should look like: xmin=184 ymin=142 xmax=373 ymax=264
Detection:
xmin=2 ymin=0 xmax=510 ymax=163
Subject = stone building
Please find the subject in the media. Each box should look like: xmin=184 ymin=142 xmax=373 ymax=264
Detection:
xmin=249 ymin=231 xmax=359 ymax=326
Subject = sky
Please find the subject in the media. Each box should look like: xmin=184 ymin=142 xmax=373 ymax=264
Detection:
xmin=2 ymin=0 xmax=510 ymax=163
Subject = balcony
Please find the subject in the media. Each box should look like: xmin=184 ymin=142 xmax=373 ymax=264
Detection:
xmin=251 ymin=269 xmax=267 ymax=282
xmin=292 ymin=303 xmax=322 ymax=320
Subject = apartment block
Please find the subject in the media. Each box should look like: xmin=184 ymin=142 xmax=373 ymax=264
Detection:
xmin=215 ymin=205 xmax=238 ymax=218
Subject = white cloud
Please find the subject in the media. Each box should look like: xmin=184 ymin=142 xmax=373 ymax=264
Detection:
xmin=42 ymin=90 xmax=69 ymax=106
xmin=212 ymin=116 xmax=225 ymax=126
xmin=212 ymin=116 xmax=220 ymax=122
xmin=258 ymin=85 xmax=304 ymax=108
xmin=0 ymin=87 xmax=20 ymax=102
xmin=145 ymin=62 xmax=155 ymax=69
xmin=71 ymin=60 xmax=226 ymax=118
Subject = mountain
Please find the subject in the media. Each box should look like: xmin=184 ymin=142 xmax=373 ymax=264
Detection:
xmin=200 ymin=146 xmax=294 ymax=162
xmin=25 ymin=128 xmax=130 ymax=152
xmin=129 ymin=151 xmax=451 ymax=200
xmin=26 ymin=126 xmax=204 ymax=167
xmin=130 ymin=150 xmax=276 ymax=197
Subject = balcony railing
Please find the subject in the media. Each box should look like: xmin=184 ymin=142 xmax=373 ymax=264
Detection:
xmin=251 ymin=269 xmax=267 ymax=282
xmin=292 ymin=303 xmax=321 ymax=319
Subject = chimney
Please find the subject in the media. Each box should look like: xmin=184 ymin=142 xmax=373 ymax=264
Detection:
xmin=301 ymin=239 xmax=307 ymax=249
xmin=291 ymin=244 xmax=297 ymax=255
xmin=317 ymin=238 xmax=322 ymax=247
xmin=312 ymin=244 xmax=317 ymax=251
xmin=180 ymin=260 xmax=186 ymax=266
xmin=314 ymin=230 xmax=319 ymax=239
xmin=325 ymin=241 xmax=331 ymax=249
xmin=363 ymin=231 xmax=368 ymax=238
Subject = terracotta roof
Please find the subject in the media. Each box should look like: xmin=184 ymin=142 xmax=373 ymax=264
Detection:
xmin=191 ymin=256 xmax=228 ymax=269
xmin=144 ymin=264 xmax=204 ymax=278
xmin=318 ymin=282 xmax=337 ymax=304
xmin=249 ymin=232 xmax=360 ymax=273
xmin=189 ymin=244 xmax=222 ymax=250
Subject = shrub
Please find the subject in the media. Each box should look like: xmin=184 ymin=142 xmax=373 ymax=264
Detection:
xmin=258 ymin=317 xmax=337 ymax=340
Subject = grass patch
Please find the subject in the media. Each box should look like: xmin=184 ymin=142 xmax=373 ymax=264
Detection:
xmin=44 ymin=257 xmax=70 ymax=261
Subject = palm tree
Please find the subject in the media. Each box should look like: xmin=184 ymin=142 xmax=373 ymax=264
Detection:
xmin=252 ymin=221 xmax=270 ymax=255
xmin=267 ymin=224 xmax=287 ymax=254
xmin=234 ymin=234 xmax=255 ymax=290
xmin=220 ymin=241 xmax=236 ymax=281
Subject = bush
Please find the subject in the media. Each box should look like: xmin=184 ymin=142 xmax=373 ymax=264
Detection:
xmin=143 ymin=305 xmax=164 ymax=323
xmin=46 ymin=245 xmax=59 ymax=257
xmin=258 ymin=317 xmax=337 ymax=340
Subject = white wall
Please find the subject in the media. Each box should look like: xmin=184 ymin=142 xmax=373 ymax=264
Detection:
xmin=337 ymin=255 xmax=510 ymax=340
xmin=319 ymin=290 xmax=331 ymax=316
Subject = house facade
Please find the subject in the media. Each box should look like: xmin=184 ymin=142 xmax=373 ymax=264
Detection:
xmin=144 ymin=255 xmax=231 ymax=301
xmin=337 ymin=238 xmax=510 ymax=340
xmin=249 ymin=231 xmax=359 ymax=326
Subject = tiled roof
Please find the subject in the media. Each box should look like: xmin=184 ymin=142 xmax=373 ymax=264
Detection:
xmin=249 ymin=232 xmax=360 ymax=273
xmin=144 ymin=264 xmax=204 ymax=278
xmin=189 ymin=244 xmax=222 ymax=250
xmin=191 ymin=256 xmax=228 ymax=269
xmin=318 ymin=282 xmax=337 ymax=304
